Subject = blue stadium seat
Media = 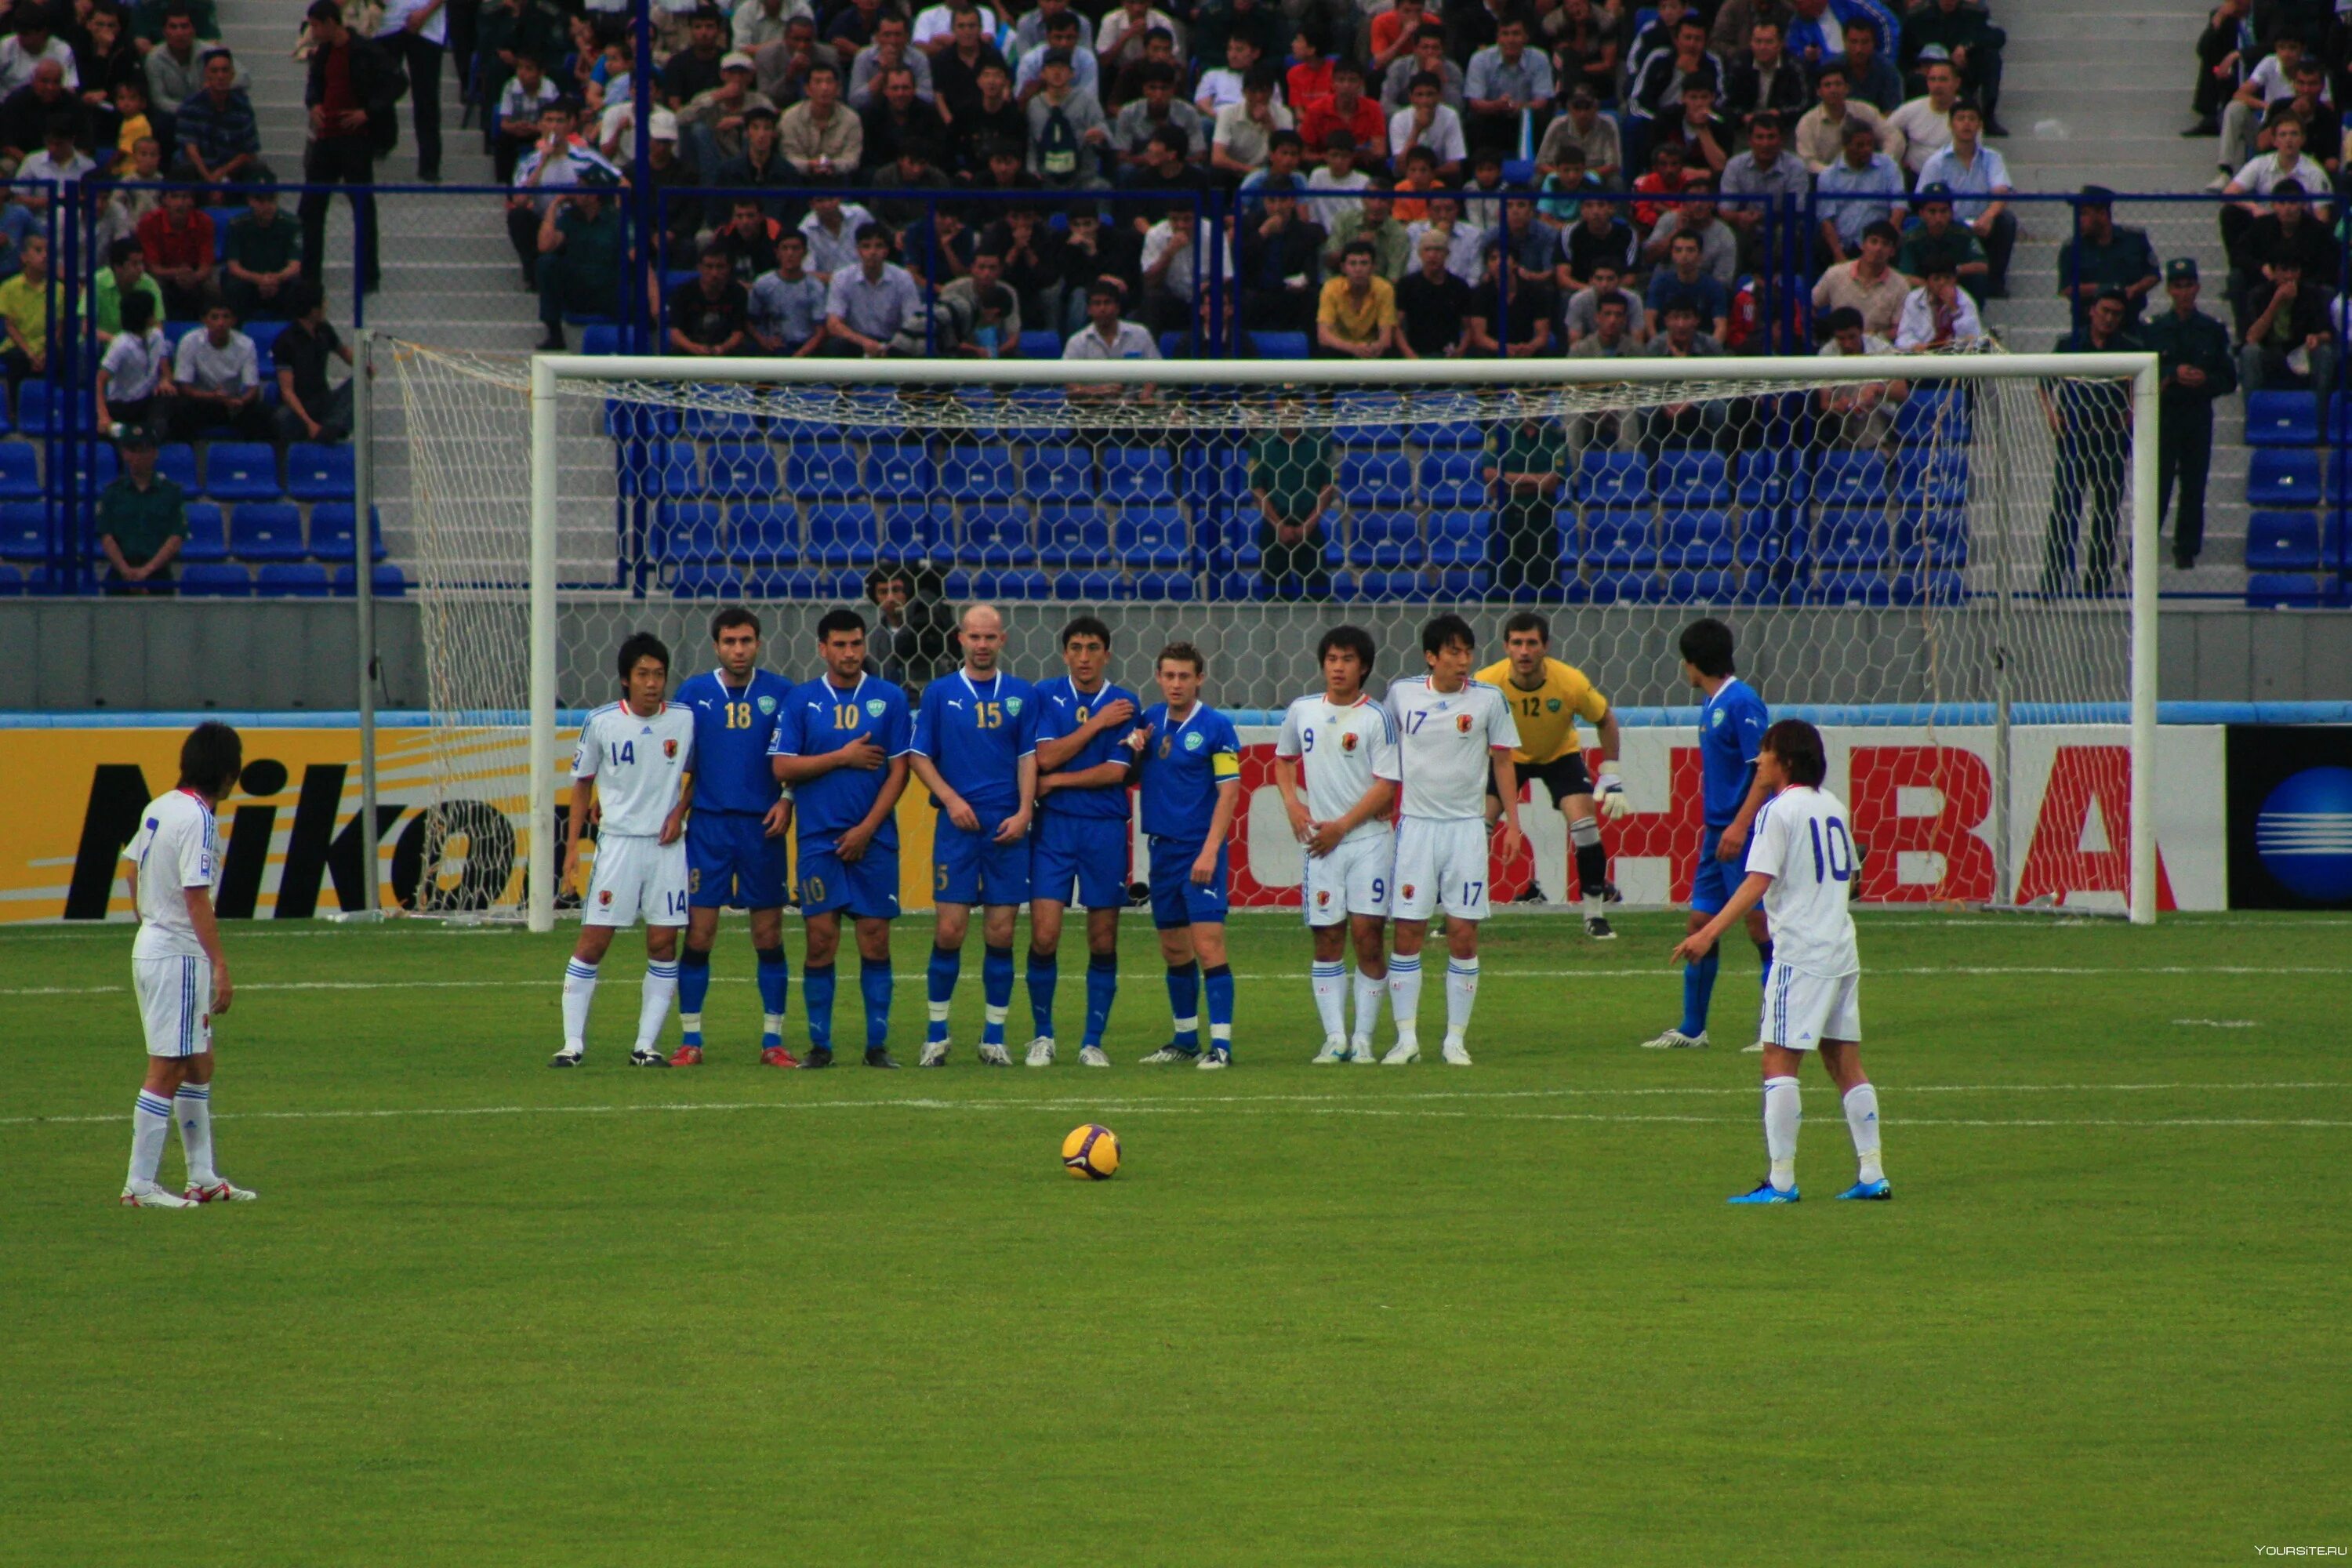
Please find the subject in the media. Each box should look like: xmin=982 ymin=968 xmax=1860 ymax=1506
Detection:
xmin=0 ymin=562 xmax=19 ymax=593
xmin=156 ymin=443 xmax=199 ymax=491
xmin=1897 ymin=508 xmax=1969 ymax=569
xmin=256 ymin=563 xmax=332 ymax=597
xmin=1184 ymin=440 xmax=1252 ymax=503
xmin=1813 ymin=507 xmax=1892 ymax=570
xmin=1893 ymin=571 xmax=1966 ymax=606
xmin=285 ymin=442 xmax=356 ymax=502
xmin=670 ymin=565 xmax=743 ymax=600
xmin=2245 ymin=510 xmax=2322 ymax=572
xmin=245 ymin=320 xmax=288 ymax=363
xmin=331 ymin=564 xmax=408 ymax=597
xmin=1347 ymin=510 xmax=1417 ymax=568
xmin=703 ymin=441 xmax=781 ymax=495
xmin=1339 ymin=449 xmax=1414 ymax=506
xmin=604 ymin=397 xmax=676 ymax=442
xmin=677 ymin=406 xmax=764 ymax=440
xmin=2245 ymin=390 xmax=2320 ymax=447
xmin=13 ymin=380 xmax=49 ymax=434
xmin=229 ymin=503 xmax=307 ymax=561
xmin=2249 ymin=448 xmax=2321 ymax=506
xmin=1587 ymin=570 xmax=1651 ymax=604
xmin=1734 ymin=448 xmax=1806 ymax=507
xmin=972 ymin=568 xmax=1051 ymax=599
xmin=1330 ymin=399 xmax=1406 ymax=446
xmin=201 ymin=441 xmax=280 ymax=501
xmin=786 ymin=442 xmax=864 ymax=499
xmin=1577 ymin=450 xmax=1650 ymax=505
xmin=804 ymin=503 xmax=878 ymax=566
xmin=1427 ymin=510 xmax=1488 ymax=565
xmin=1894 ymin=446 xmax=1967 ymax=506
xmin=962 ymin=504 xmax=1036 ymax=564
xmin=179 ymin=563 xmax=252 ymax=597
xmin=1133 ymin=569 xmax=1196 ymax=601
xmin=1421 ymin=451 xmax=1485 ymax=507
xmin=2324 ymin=452 xmax=2352 ymax=506
xmin=1038 ymin=504 xmax=1109 ymax=565
xmin=1654 ymin=448 xmax=1730 ymax=504
xmin=1584 ymin=507 xmax=1657 ymax=569
xmin=1893 ymin=385 xmax=1971 ymax=445
xmin=1805 ymin=571 xmax=1893 ymax=606
xmin=308 ymin=503 xmax=387 ymax=562
xmin=2245 ymin=572 xmax=2324 ymax=608
xmin=1736 ymin=510 xmax=1797 ymax=568
xmin=1248 ymin=330 xmax=1309 ymax=359
xmin=651 ymin=502 xmax=728 ymax=563
xmin=1018 ymin=328 xmax=1064 ymax=358
xmin=774 ymin=416 xmax=842 ymax=445
xmin=1415 ymin=420 xmax=1485 ymax=448
xmin=1813 ymin=450 xmax=1889 ymax=507
xmin=0 ymin=443 xmax=39 ymax=499
xmin=938 ymin=445 xmax=1020 ymax=502
xmin=1102 ymin=446 xmax=1177 ymax=503
xmin=730 ymin=502 xmax=800 ymax=563
xmin=1157 ymin=331 xmax=1194 ymax=360
xmin=1661 ymin=569 xmax=1737 ymax=604
xmin=1358 ymin=569 xmax=1432 ymax=599
xmin=0 ymin=500 xmax=44 ymax=558
xmin=579 ymin=324 xmax=622 ymax=356
xmin=180 ymin=502 xmax=227 ymax=562
xmin=85 ymin=443 xmax=120 ymax=489
xmin=883 ymin=502 xmax=949 ymax=555
xmin=1026 ymin=445 xmax=1093 ymax=503
xmin=1659 ymin=511 xmax=1734 ymax=568
xmin=1439 ymin=566 xmax=1493 ymax=597
xmin=867 ymin=442 xmax=937 ymax=502
xmin=1116 ymin=506 xmax=1188 ymax=567
xmin=1051 ymin=568 xmax=1126 ymax=601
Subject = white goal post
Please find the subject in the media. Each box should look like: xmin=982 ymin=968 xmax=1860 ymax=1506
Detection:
xmin=451 ymin=348 xmax=2161 ymax=931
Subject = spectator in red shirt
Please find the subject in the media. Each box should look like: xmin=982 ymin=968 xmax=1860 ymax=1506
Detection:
xmin=1299 ymin=58 xmax=1384 ymax=161
xmin=137 ymin=187 xmax=217 ymax=319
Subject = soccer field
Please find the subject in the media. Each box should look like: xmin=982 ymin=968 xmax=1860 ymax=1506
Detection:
xmin=5 ymin=910 xmax=2348 ymax=1566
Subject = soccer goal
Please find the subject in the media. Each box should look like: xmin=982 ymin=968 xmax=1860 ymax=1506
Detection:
xmin=380 ymin=347 xmax=2159 ymax=931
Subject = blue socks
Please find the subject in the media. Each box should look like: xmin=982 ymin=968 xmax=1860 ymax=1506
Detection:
xmin=925 ymin=945 xmax=960 ymax=1044
xmin=803 ymin=961 xmax=836 ymax=1051
xmin=1203 ymin=963 xmax=1234 ymax=1055
xmin=982 ymin=945 xmax=1014 ymax=1047
xmin=677 ymin=945 xmax=711 ymax=1045
xmin=1083 ymin=951 xmax=1117 ymax=1048
xmin=1165 ymin=961 xmax=1200 ymax=1053
xmin=1027 ymin=950 xmax=1058 ymax=1041
xmin=861 ymin=959 xmax=893 ymax=1050
xmin=1680 ymin=947 xmax=1719 ymax=1038
xmin=756 ymin=944 xmax=789 ymax=1047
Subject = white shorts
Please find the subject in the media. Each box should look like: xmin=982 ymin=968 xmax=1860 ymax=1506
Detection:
xmin=1760 ymin=964 xmax=1862 ymax=1051
xmin=133 ymin=953 xmax=212 ymax=1058
xmin=1301 ymin=829 xmax=1395 ymax=927
xmin=584 ymin=833 xmax=690 ymax=927
xmin=1392 ymin=817 xmax=1492 ymax=923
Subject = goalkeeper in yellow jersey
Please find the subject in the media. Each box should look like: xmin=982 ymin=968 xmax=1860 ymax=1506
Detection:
xmin=1478 ymin=611 xmax=1628 ymax=938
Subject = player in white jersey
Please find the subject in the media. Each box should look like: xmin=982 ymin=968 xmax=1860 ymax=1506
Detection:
xmin=1378 ymin=614 xmax=1525 ymax=1066
xmin=1673 ymin=719 xmax=1889 ymax=1203
xmin=118 ymin=720 xmax=255 ymax=1207
xmin=554 ymin=633 xmax=699 ymax=1069
xmin=1273 ymin=625 xmax=1402 ymax=1064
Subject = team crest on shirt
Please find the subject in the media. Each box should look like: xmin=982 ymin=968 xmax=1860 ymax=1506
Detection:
xmin=663 ymin=739 xmax=681 ymax=759
xmin=1315 ymin=889 xmax=1330 ymax=906
xmin=757 ymin=695 xmax=777 ymax=715
xmin=1547 ymin=699 xmax=1562 ymax=713
xmin=598 ymin=889 xmax=613 ymax=906
xmin=1711 ymin=710 xmax=1726 ymax=727
xmin=866 ymin=699 xmax=886 ymax=717
xmin=1184 ymin=731 xmax=1203 ymax=751
xmin=1341 ymin=731 xmax=1359 ymax=753
xmin=1455 ymin=713 xmax=1474 ymax=733
xmin=1004 ymin=696 xmax=1023 ymax=715
xmin=1401 ymin=884 xmax=1415 ymax=899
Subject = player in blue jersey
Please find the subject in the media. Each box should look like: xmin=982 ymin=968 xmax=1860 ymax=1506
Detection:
xmin=1644 ymin=617 xmax=1775 ymax=1051
xmin=1024 ymin=615 xmax=1141 ymax=1068
xmin=670 ymin=607 xmax=799 ymax=1067
xmin=909 ymin=603 xmax=1039 ymax=1066
xmin=1125 ymin=641 xmax=1243 ymax=1069
xmin=768 ymin=608 xmax=913 ymax=1069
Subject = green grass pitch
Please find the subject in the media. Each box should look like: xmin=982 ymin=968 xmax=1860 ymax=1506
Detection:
xmin=4 ymin=910 xmax=2348 ymax=1566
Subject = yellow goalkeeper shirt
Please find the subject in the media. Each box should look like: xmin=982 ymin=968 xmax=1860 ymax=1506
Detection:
xmin=1475 ymin=657 xmax=1611 ymax=765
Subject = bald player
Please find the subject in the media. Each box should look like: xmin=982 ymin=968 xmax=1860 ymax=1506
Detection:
xmin=1478 ymin=610 xmax=1628 ymax=938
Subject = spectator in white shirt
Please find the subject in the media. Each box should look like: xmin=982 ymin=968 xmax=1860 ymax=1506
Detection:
xmin=1388 ymin=71 xmax=1465 ymax=179
xmin=1915 ymin=100 xmax=2014 ymax=296
xmin=1194 ymin=34 xmax=1265 ymax=117
xmin=1893 ymin=260 xmax=1984 ymax=351
xmin=0 ymin=9 xmax=78 ymax=100
xmin=1063 ymin=281 xmax=1161 ymax=397
xmin=165 ymin=301 xmax=269 ymax=441
xmin=2218 ymin=33 xmax=2322 ymax=180
xmin=1885 ymin=60 xmax=1959 ymax=176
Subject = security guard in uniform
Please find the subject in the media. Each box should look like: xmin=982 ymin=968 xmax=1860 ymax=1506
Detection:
xmin=2141 ymin=256 xmax=2238 ymax=570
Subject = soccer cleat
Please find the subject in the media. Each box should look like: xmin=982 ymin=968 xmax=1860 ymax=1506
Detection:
xmin=630 ymin=1048 xmax=670 ymax=1069
xmin=1138 ymin=1044 xmax=1200 ymax=1063
xmin=864 ymin=1047 xmax=901 ymax=1069
xmin=1837 ymin=1178 xmax=1893 ymax=1201
xmin=1640 ymin=1029 xmax=1709 ymax=1050
xmin=1511 ymin=884 xmax=1548 ymax=906
xmin=1198 ymin=1046 xmax=1230 ymax=1069
xmin=667 ymin=1044 xmax=704 ymax=1067
xmin=1077 ymin=1045 xmax=1111 ymax=1067
xmin=549 ymin=1046 xmax=583 ymax=1069
xmin=803 ymin=1045 xmax=835 ymax=1069
xmin=1381 ymin=1040 xmax=1421 ymax=1065
xmin=1729 ymin=1181 xmax=1800 ymax=1204
xmin=1312 ymin=1036 xmax=1349 ymax=1064
xmin=977 ymin=1042 xmax=1013 ymax=1066
xmin=1584 ymin=914 xmax=1617 ymax=940
xmin=1742 ymin=1040 xmax=1765 ymax=1054
xmin=1348 ymin=1040 xmax=1379 ymax=1064
xmin=1441 ymin=1039 xmax=1472 ymax=1066
xmin=184 ymin=1178 xmax=257 ymax=1203
xmin=759 ymin=1045 xmax=800 ymax=1069
xmin=120 ymin=1181 xmax=195 ymax=1208
xmin=918 ymin=1041 xmax=951 ymax=1067
xmin=1599 ymin=880 xmax=1624 ymax=903
xmin=1025 ymin=1036 xmax=1056 ymax=1067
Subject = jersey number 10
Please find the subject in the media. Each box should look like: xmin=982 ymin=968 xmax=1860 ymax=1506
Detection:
xmin=1808 ymin=818 xmax=1855 ymax=883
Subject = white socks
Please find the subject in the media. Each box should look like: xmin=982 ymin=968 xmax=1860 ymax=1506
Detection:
xmin=1385 ymin=954 xmax=1422 ymax=1046
xmin=1762 ymin=1076 xmax=1801 ymax=1192
xmin=561 ymin=958 xmax=599 ymax=1051
xmin=175 ymin=1083 xmax=215 ymax=1185
xmin=1349 ymin=969 xmax=1385 ymax=1051
xmin=128 ymin=1090 xmax=172 ymax=1188
xmin=1844 ymin=1083 xmax=1884 ymax=1184
xmin=1310 ymin=960 xmax=1347 ymax=1040
xmin=636 ymin=960 xmax=680 ymax=1053
xmin=1443 ymin=957 xmax=1479 ymax=1044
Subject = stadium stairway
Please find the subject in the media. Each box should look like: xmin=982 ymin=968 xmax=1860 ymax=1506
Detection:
xmin=1994 ymin=0 xmax=2253 ymax=595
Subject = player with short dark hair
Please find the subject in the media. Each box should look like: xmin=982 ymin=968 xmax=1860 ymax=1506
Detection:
xmin=1129 ymin=641 xmax=1243 ymax=1067
xmin=1643 ymin=617 xmax=1773 ymax=1052
xmin=669 ymin=605 xmax=799 ymax=1067
xmin=1025 ymin=615 xmax=1142 ymax=1067
xmin=119 ymin=720 xmax=252 ymax=1206
xmin=769 ymin=608 xmax=914 ymax=1068
xmin=909 ymin=604 xmax=1039 ymax=1066
xmin=1478 ymin=611 xmax=1626 ymax=938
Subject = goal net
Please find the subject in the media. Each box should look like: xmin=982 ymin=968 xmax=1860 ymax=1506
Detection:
xmin=380 ymin=346 xmax=2158 ymax=929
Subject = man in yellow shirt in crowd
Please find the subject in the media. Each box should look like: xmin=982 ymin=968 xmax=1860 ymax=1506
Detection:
xmin=1315 ymin=238 xmax=1399 ymax=358
xmin=1477 ymin=610 xmax=1629 ymax=937
xmin=0 ymin=230 xmax=50 ymax=386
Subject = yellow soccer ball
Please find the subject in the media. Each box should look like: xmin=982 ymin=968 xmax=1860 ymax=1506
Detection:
xmin=1062 ymin=1123 xmax=1120 ymax=1181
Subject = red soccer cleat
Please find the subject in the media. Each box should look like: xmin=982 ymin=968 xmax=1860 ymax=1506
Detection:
xmin=667 ymin=1045 xmax=704 ymax=1067
xmin=760 ymin=1045 xmax=801 ymax=1069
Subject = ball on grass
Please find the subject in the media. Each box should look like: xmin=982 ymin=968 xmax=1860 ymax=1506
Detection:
xmin=1062 ymin=1123 xmax=1120 ymax=1181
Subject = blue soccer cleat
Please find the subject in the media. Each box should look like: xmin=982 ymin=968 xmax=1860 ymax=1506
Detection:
xmin=1837 ymin=1178 xmax=1893 ymax=1200
xmin=1728 ymin=1181 xmax=1800 ymax=1204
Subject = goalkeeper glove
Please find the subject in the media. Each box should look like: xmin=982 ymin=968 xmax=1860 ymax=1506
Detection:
xmin=1595 ymin=772 xmax=1631 ymax=820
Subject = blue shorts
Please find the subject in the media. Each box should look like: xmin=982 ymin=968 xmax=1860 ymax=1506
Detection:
xmin=934 ymin=815 xmax=1032 ymax=907
xmin=687 ymin=809 xmax=790 ymax=909
xmin=797 ymin=841 xmax=902 ymax=921
xmin=1149 ymin=836 xmax=1229 ymax=930
xmin=1692 ymin=826 xmax=1737 ymax=915
xmin=1031 ymin=814 xmax=1131 ymax=909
